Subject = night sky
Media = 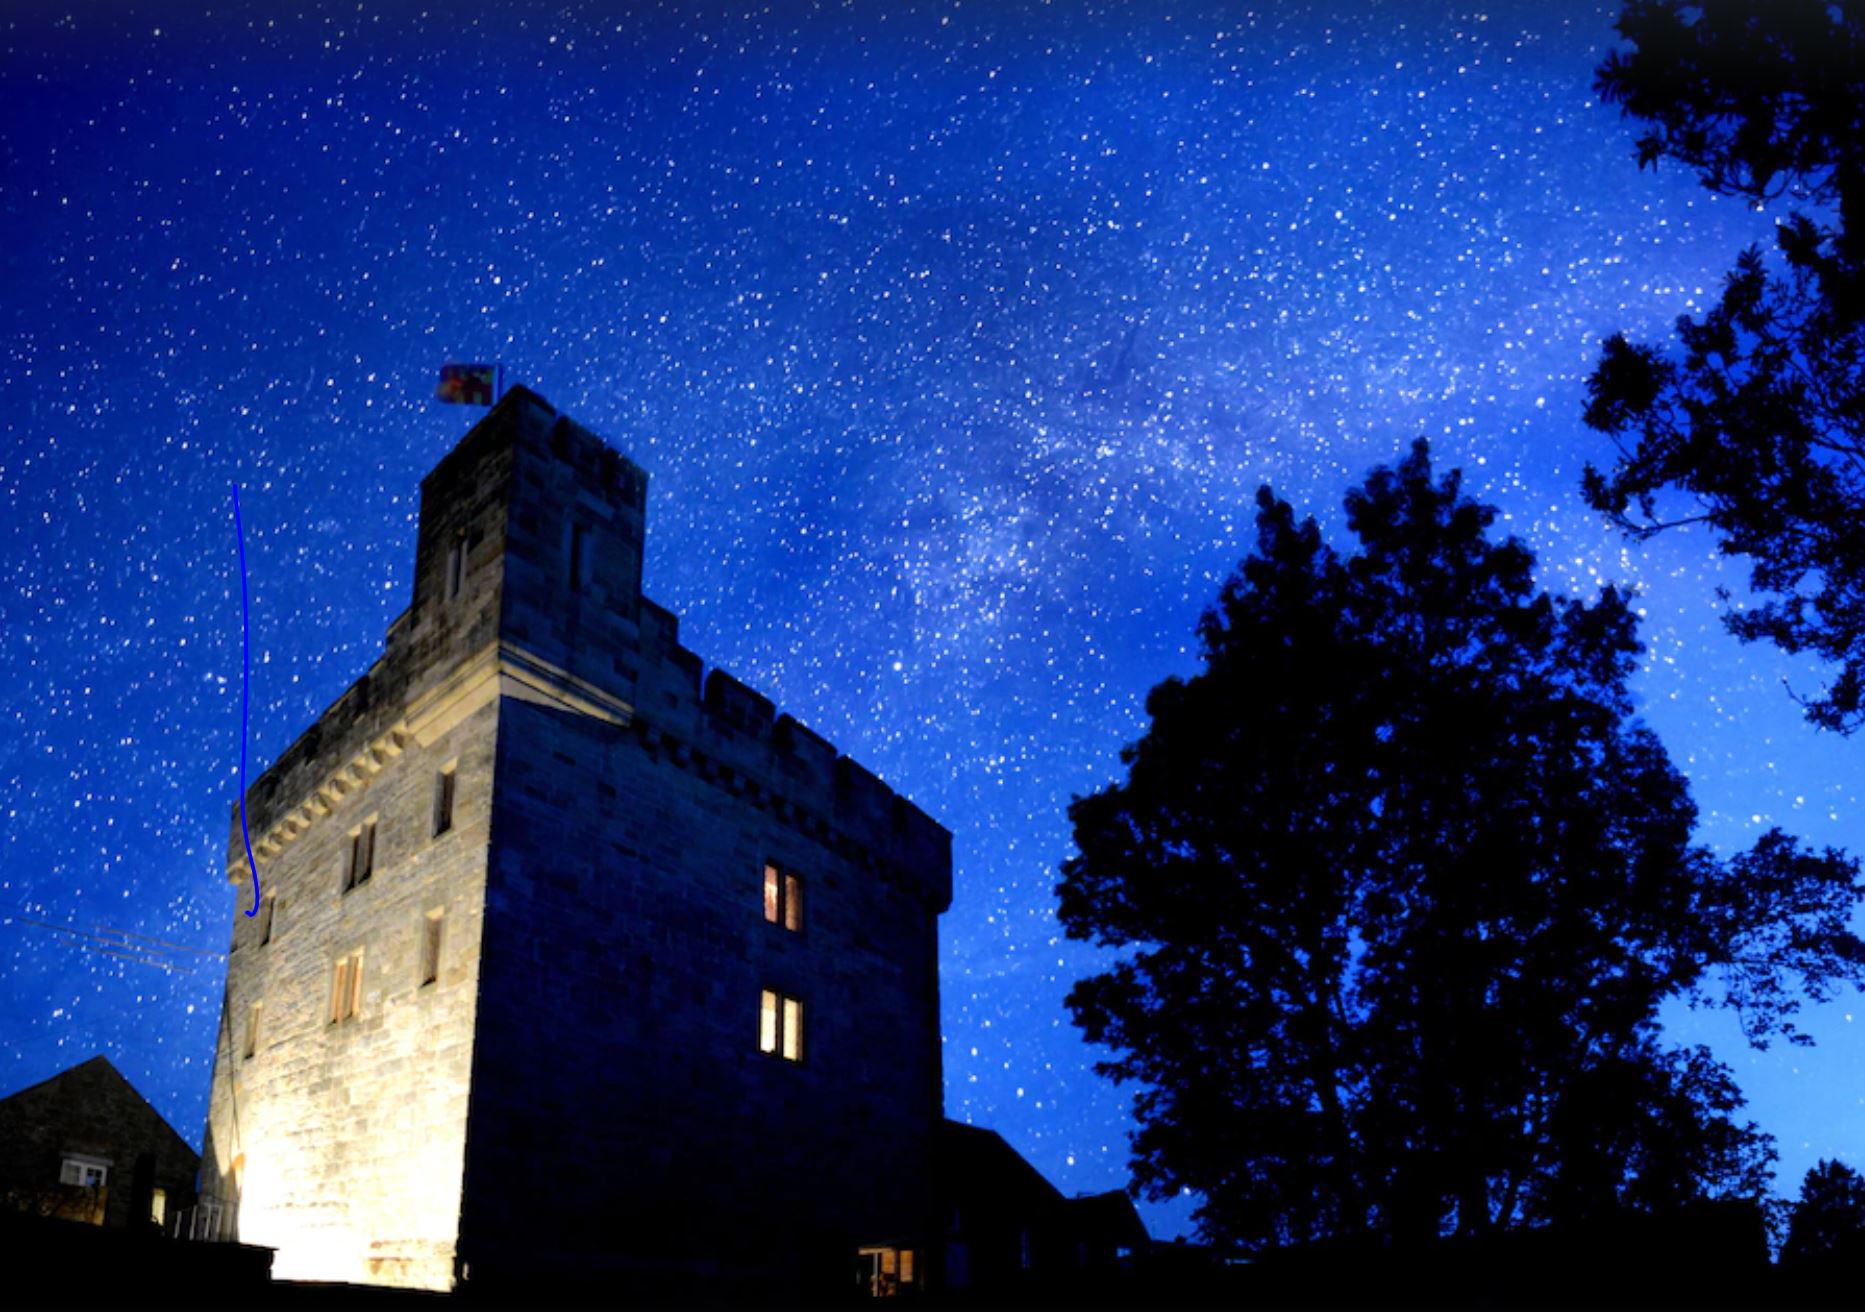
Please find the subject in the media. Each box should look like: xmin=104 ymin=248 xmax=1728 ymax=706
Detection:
xmin=3 ymin=1 xmax=1861 ymax=1241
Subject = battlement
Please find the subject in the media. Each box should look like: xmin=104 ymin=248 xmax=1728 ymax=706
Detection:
xmin=230 ymin=387 xmax=950 ymax=912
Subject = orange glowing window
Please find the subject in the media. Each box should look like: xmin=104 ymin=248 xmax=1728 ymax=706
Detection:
xmin=763 ymin=864 xmax=802 ymax=932
xmin=759 ymin=988 xmax=804 ymax=1063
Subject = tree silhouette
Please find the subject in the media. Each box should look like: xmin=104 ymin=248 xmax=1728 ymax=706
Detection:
xmin=1583 ymin=0 xmax=1865 ymax=733
xmin=1780 ymin=1159 xmax=1865 ymax=1270
xmin=1056 ymin=442 xmax=1864 ymax=1252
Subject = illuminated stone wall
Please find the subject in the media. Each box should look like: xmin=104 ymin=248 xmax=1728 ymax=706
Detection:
xmin=202 ymin=405 xmax=521 ymax=1291
xmin=202 ymin=390 xmax=950 ymax=1296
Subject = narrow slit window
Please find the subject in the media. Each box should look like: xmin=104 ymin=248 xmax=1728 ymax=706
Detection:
xmin=782 ymin=995 xmax=804 ymax=1062
xmin=345 ymin=818 xmax=377 ymax=891
xmin=421 ymin=910 xmax=444 ymax=987
xmin=330 ymin=958 xmax=350 ymax=1024
xmin=244 ymin=1003 xmax=261 ymax=1059
xmin=759 ymin=989 xmax=804 ymax=1063
xmin=257 ymin=891 xmax=275 ymax=946
xmin=446 ymin=536 xmax=466 ymax=600
xmin=759 ymin=989 xmax=778 ymax=1054
xmin=783 ymin=873 xmax=803 ymax=932
xmin=331 ymin=951 xmax=363 ymax=1023
xmin=568 ymin=523 xmax=588 ymax=592
xmin=433 ymin=764 xmax=457 ymax=837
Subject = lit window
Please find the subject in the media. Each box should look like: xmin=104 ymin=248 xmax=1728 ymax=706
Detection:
xmin=421 ymin=909 xmax=444 ymax=987
xmin=433 ymin=763 xmax=457 ymax=837
xmin=59 ymin=1157 xmax=109 ymax=1188
xmin=446 ymin=536 xmax=466 ymax=600
xmin=759 ymin=988 xmax=804 ymax=1062
xmin=256 ymin=891 xmax=275 ymax=946
xmin=151 ymin=1188 xmax=166 ymax=1227
xmin=330 ymin=951 xmax=363 ymax=1024
xmin=344 ymin=818 xmax=377 ymax=891
xmin=763 ymin=864 xmax=802 ymax=932
xmin=858 ymin=1246 xmax=916 ymax=1297
xmin=244 ymin=1002 xmax=261 ymax=1059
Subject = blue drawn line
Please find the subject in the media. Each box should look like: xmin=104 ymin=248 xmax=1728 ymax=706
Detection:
xmin=232 ymin=483 xmax=261 ymax=918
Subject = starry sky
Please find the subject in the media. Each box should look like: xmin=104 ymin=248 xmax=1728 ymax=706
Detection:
xmin=3 ymin=0 xmax=1861 ymax=1243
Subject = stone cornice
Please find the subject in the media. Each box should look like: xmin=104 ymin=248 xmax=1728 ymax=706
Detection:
xmin=226 ymin=639 xmax=945 ymax=912
xmin=227 ymin=641 xmax=635 ymax=885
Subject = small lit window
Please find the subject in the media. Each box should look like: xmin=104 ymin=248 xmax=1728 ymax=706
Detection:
xmin=420 ymin=909 xmax=444 ymax=987
xmin=445 ymin=535 xmax=466 ymax=600
xmin=244 ymin=1002 xmax=261 ymax=1059
xmin=433 ymin=763 xmax=457 ymax=837
xmin=330 ymin=951 xmax=364 ymax=1024
xmin=759 ymin=988 xmax=804 ymax=1062
xmin=763 ymin=864 xmax=802 ymax=932
xmin=859 ymin=1246 xmax=916 ymax=1297
xmin=344 ymin=818 xmax=377 ymax=891
xmin=59 ymin=1157 xmax=109 ymax=1188
xmin=256 ymin=891 xmax=275 ymax=946
xmin=151 ymin=1188 xmax=167 ymax=1227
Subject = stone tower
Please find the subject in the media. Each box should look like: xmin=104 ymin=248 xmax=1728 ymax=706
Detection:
xmin=201 ymin=388 xmax=951 ymax=1296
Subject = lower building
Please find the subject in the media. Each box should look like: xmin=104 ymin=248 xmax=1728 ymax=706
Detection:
xmin=0 ymin=1055 xmax=197 ymax=1232
xmin=937 ymin=1119 xmax=1149 ymax=1299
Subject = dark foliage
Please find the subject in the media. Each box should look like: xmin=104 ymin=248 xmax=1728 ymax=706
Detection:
xmin=1584 ymin=0 xmax=1865 ymax=732
xmin=1780 ymin=1159 xmax=1865 ymax=1268
xmin=1056 ymin=442 xmax=1865 ymax=1252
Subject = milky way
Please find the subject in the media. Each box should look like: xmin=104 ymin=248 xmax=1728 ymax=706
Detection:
xmin=3 ymin=1 xmax=1860 ymax=1239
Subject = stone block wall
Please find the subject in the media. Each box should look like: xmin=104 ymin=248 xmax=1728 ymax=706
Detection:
xmin=458 ymin=695 xmax=946 ymax=1294
xmin=203 ymin=694 xmax=497 ymax=1290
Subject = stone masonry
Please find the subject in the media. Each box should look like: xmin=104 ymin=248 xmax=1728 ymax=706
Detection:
xmin=201 ymin=387 xmax=952 ymax=1295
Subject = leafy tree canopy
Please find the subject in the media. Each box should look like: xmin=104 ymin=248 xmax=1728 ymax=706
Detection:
xmin=1780 ymin=1159 xmax=1865 ymax=1268
xmin=1584 ymin=0 xmax=1865 ymax=732
xmin=1057 ymin=442 xmax=1864 ymax=1252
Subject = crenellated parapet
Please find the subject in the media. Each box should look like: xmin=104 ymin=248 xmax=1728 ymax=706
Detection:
xmin=630 ymin=662 xmax=951 ymax=913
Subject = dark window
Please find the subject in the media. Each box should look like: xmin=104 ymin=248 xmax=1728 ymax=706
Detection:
xmin=256 ymin=892 xmax=275 ymax=946
xmin=433 ymin=765 xmax=456 ymax=837
xmin=421 ymin=910 xmax=444 ymax=987
xmin=243 ymin=1003 xmax=261 ymax=1059
xmin=445 ymin=536 xmax=466 ymax=600
xmin=345 ymin=819 xmax=376 ymax=892
xmin=568 ymin=523 xmax=588 ymax=591
xmin=763 ymin=864 xmax=803 ymax=932
xmin=759 ymin=988 xmax=804 ymax=1062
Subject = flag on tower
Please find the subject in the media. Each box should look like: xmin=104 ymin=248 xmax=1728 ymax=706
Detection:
xmin=436 ymin=363 xmax=497 ymax=405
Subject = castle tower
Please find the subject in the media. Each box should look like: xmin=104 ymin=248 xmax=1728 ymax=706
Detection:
xmin=201 ymin=388 xmax=951 ymax=1295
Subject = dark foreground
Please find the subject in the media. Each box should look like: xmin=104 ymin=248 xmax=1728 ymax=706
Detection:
xmin=8 ymin=1207 xmax=1863 ymax=1311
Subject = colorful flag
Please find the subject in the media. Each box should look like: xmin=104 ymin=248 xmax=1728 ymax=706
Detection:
xmin=436 ymin=363 xmax=497 ymax=405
